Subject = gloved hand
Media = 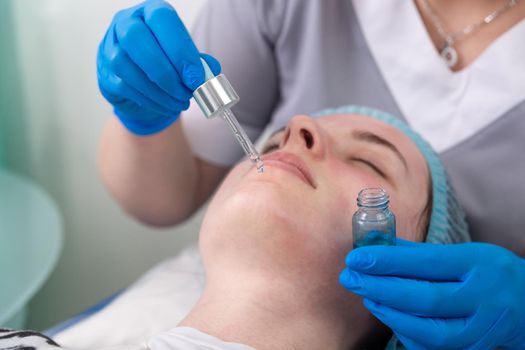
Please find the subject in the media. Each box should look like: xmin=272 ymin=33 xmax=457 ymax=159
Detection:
xmin=97 ymin=0 xmax=221 ymax=135
xmin=339 ymin=239 xmax=525 ymax=350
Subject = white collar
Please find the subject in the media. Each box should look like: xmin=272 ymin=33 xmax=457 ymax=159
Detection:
xmin=352 ymin=0 xmax=525 ymax=152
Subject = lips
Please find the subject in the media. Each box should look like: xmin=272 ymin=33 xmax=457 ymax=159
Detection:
xmin=262 ymin=151 xmax=316 ymax=188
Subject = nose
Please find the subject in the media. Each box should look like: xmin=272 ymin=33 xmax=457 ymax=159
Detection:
xmin=280 ymin=115 xmax=326 ymax=159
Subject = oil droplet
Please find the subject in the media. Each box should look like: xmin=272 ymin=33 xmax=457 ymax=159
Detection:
xmin=256 ymin=160 xmax=265 ymax=173
xmin=250 ymin=154 xmax=265 ymax=174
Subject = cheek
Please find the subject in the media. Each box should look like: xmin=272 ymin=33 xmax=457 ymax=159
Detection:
xmin=330 ymin=160 xmax=388 ymax=188
xmin=388 ymin=198 xmax=424 ymax=242
xmin=318 ymin=165 xmax=359 ymax=245
xmin=326 ymin=161 xmax=386 ymax=209
xmin=214 ymin=161 xmax=251 ymax=196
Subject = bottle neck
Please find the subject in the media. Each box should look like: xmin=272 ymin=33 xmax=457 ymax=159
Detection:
xmin=357 ymin=188 xmax=389 ymax=210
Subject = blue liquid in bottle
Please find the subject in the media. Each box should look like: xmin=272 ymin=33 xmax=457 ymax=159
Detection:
xmin=352 ymin=188 xmax=396 ymax=249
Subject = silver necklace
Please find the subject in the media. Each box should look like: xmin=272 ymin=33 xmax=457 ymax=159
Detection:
xmin=420 ymin=0 xmax=520 ymax=68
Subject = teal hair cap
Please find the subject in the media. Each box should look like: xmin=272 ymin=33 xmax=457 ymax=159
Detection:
xmin=312 ymin=105 xmax=470 ymax=245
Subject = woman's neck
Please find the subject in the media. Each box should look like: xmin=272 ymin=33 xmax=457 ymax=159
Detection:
xmin=178 ymin=273 xmax=376 ymax=350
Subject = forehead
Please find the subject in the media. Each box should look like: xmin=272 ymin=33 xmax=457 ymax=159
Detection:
xmin=317 ymin=114 xmax=405 ymax=140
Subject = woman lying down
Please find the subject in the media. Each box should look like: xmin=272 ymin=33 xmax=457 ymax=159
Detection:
xmin=1 ymin=106 xmax=469 ymax=350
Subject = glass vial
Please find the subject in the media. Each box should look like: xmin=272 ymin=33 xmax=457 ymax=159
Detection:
xmin=352 ymin=188 xmax=396 ymax=248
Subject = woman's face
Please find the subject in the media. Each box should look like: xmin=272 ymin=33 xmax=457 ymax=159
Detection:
xmin=200 ymin=114 xmax=429 ymax=281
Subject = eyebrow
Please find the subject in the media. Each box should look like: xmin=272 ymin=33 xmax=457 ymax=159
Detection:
xmin=352 ymin=130 xmax=408 ymax=171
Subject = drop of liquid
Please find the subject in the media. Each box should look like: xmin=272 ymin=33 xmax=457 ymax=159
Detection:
xmin=256 ymin=160 xmax=265 ymax=173
xmin=250 ymin=154 xmax=265 ymax=174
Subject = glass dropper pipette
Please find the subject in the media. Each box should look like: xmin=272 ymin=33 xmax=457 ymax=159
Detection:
xmin=193 ymin=59 xmax=264 ymax=173
xmin=221 ymin=108 xmax=265 ymax=172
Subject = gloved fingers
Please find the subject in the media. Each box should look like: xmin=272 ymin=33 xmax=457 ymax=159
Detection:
xmin=112 ymin=99 xmax=167 ymax=121
xmin=346 ymin=242 xmax=475 ymax=280
xmin=111 ymin=99 xmax=143 ymax=116
xmin=340 ymin=269 xmax=477 ymax=317
xmin=98 ymin=72 xmax=174 ymax=117
xmin=466 ymin=336 xmax=500 ymax=350
xmin=114 ymin=16 xmax=192 ymax=101
xmin=99 ymin=35 xmax=190 ymax=113
xmin=200 ymin=53 xmax=222 ymax=76
xmin=143 ymin=0 xmax=204 ymax=91
xmin=394 ymin=334 xmax=428 ymax=350
xmin=463 ymin=307 xmax=508 ymax=350
xmin=394 ymin=238 xmax=420 ymax=247
xmin=363 ymin=298 xmax=480 ymax=349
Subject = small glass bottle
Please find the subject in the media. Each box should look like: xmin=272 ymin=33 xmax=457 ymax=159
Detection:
xmin=352 ymin=188 xmax=396 ymax=248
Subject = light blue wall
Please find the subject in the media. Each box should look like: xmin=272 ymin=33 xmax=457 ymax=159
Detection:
xmin=0 ymin=0 xmax=29 ymax=169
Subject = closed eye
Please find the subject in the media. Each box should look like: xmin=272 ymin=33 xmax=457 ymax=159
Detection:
xmin=352 ymin=158 xmax=386 ymax=178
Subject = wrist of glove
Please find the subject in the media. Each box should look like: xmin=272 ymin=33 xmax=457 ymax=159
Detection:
xmin=113 ymin=106 xmax=180 ymax=136
xmin=339 ymin=239 xmax=525 ymax=349
xmin=97 ymin=0 xmax=221 ymax=136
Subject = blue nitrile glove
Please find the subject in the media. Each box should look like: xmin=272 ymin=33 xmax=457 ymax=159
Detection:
xmin=97 ymin=0 xmax=221 ymax=135
xmin=339 ymin=239 xmax=525 ymax=350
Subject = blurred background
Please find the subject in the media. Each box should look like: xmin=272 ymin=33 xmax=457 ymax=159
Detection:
xmin=0 ymin=0 xmax=207 ymax=330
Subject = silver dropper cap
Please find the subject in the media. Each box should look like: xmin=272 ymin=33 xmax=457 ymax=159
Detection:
xmin=193 ymin=73 xmax=240 ymax=119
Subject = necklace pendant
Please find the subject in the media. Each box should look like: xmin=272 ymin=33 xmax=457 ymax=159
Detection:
xmin=440 ymin=43 xmax=458 ymax=68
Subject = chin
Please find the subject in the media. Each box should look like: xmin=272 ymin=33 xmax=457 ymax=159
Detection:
xmin=204 ymin=181 xmax=297 ymax=235
xmin=199 ymin=182 xmax=321 ymax=273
